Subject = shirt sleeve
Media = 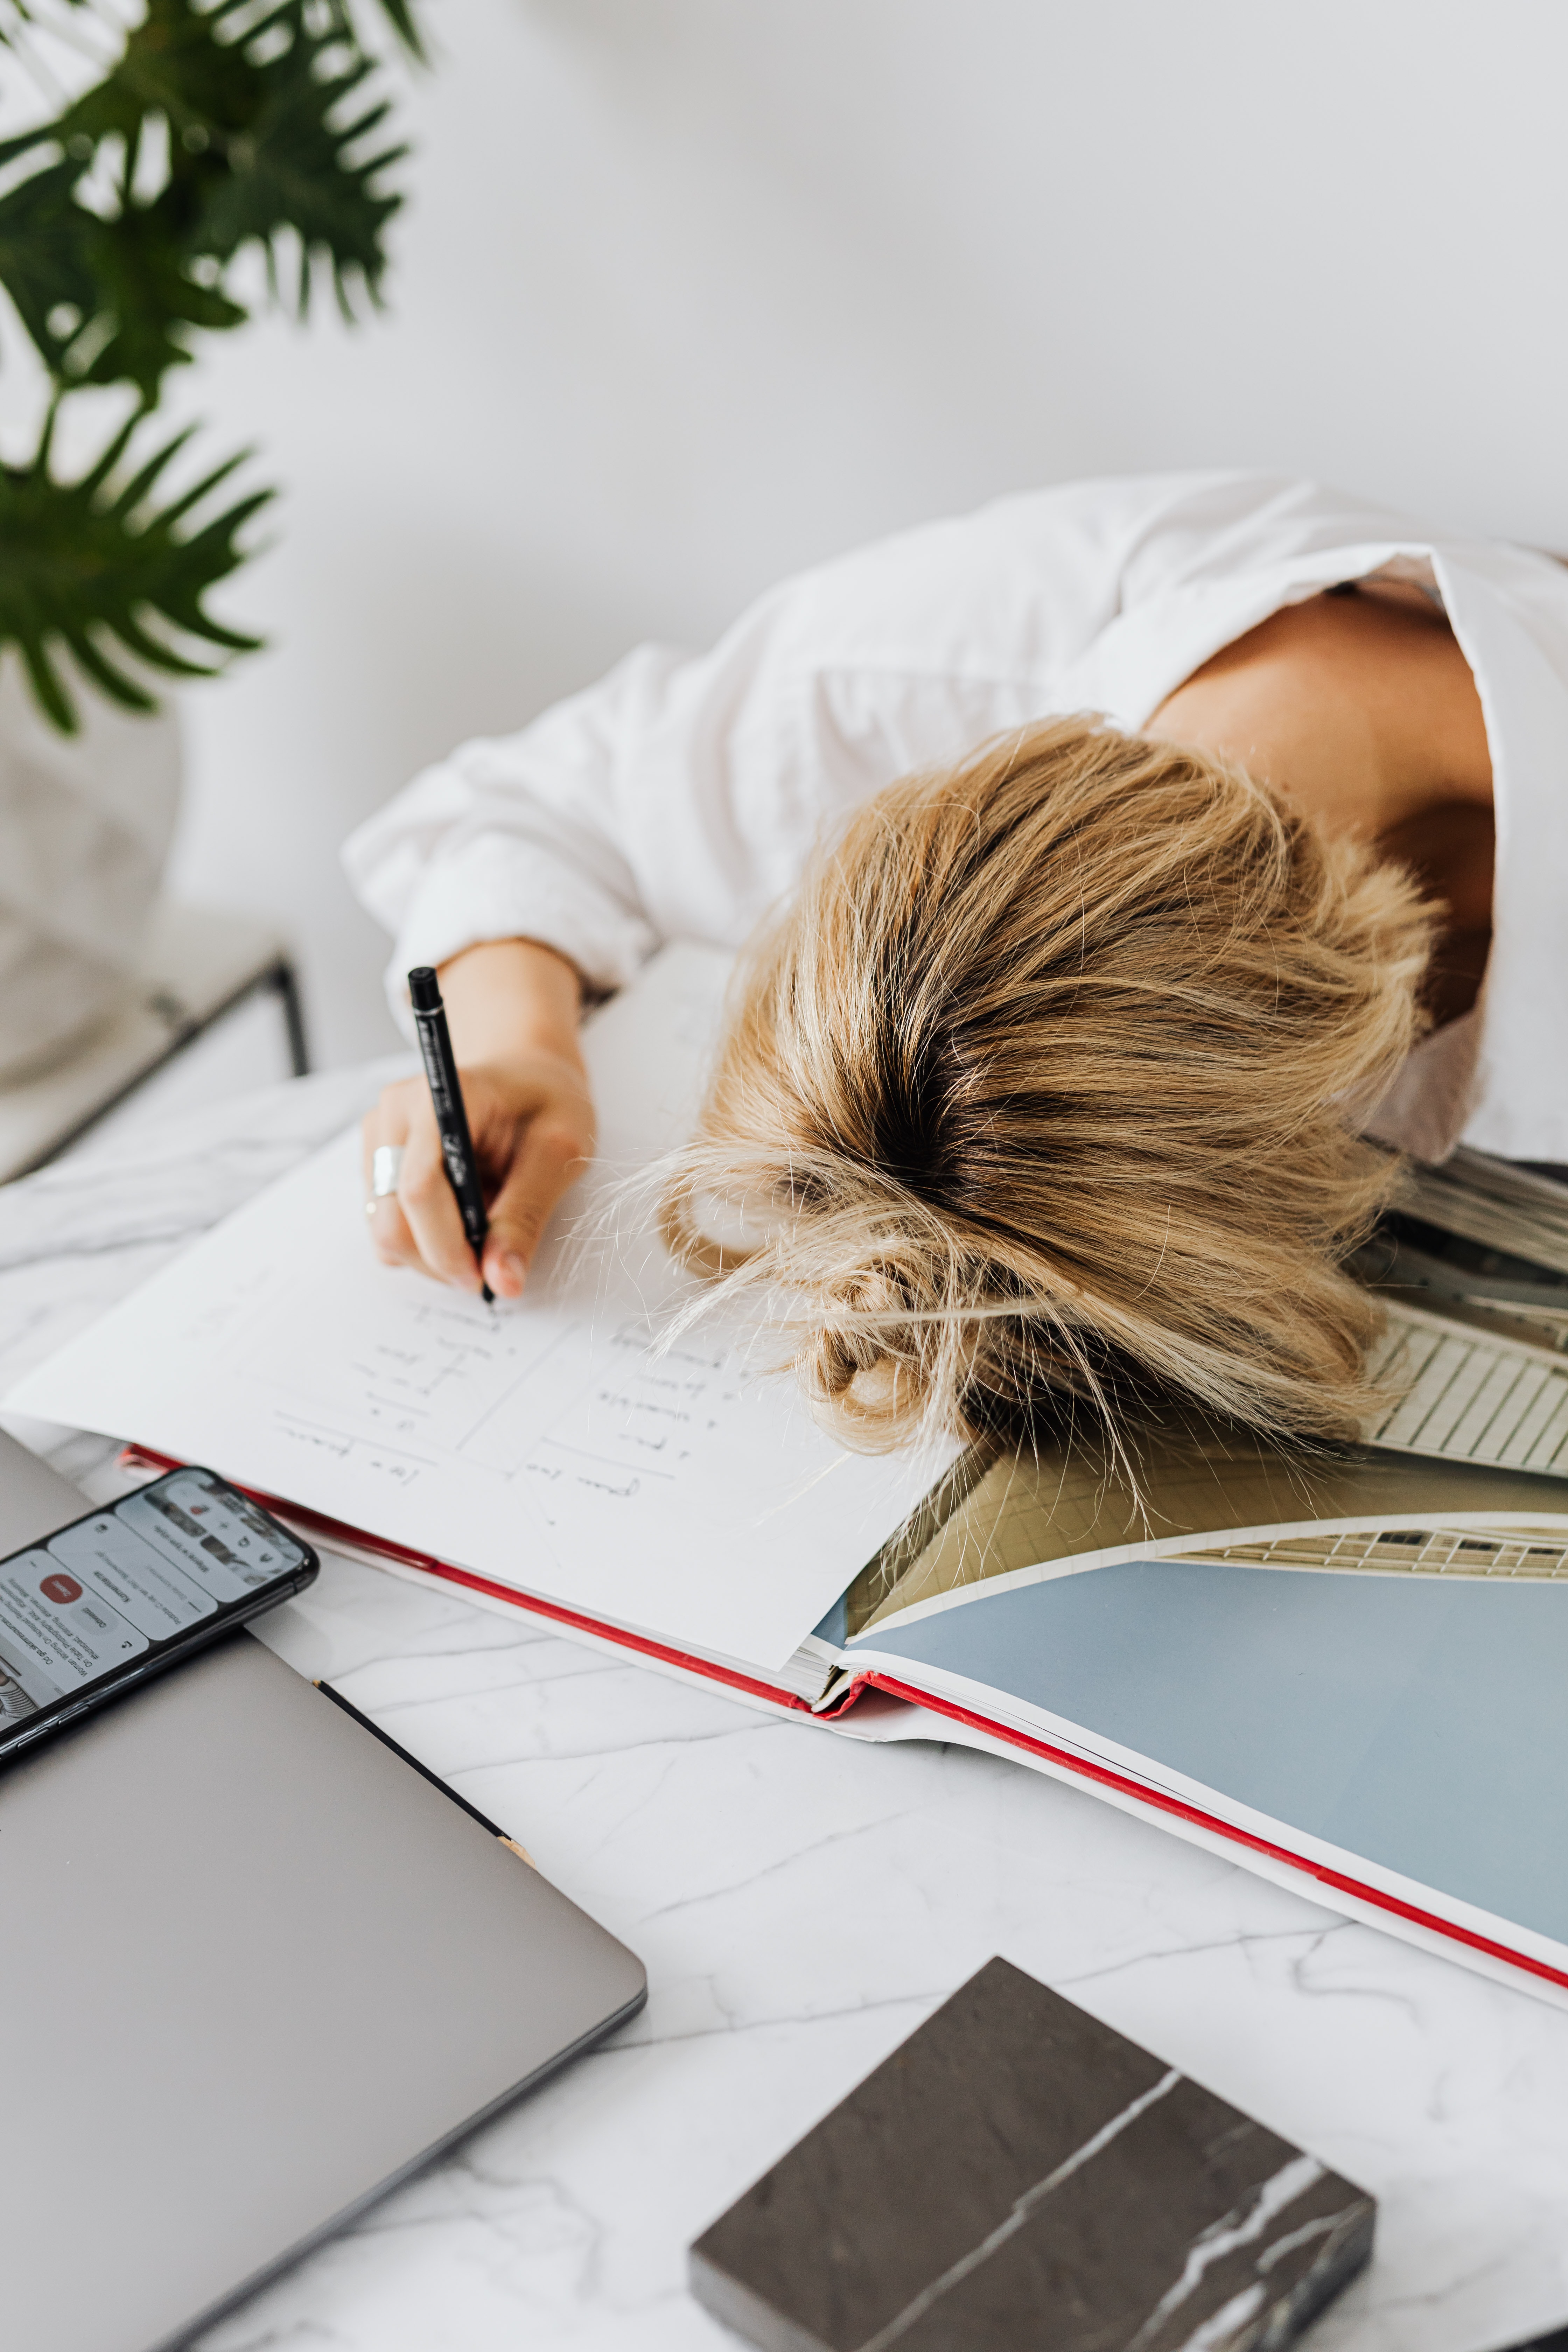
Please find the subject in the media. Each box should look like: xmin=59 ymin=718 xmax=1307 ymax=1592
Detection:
xmin=342 ymin=645 xmax=687 ymax=1020
xmin=340 ymin=477 xmax=1198 ymax=1030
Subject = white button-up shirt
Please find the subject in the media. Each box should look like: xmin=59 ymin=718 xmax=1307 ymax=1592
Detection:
xmin=343 ymin=472 xmax=1568 ymax=1166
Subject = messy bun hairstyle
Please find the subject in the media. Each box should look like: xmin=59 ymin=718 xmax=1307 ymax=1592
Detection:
xmin=658 ymin=716 xmax=1434 ymax=1455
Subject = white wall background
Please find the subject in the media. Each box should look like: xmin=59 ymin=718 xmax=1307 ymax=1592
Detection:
xmin=144 ymin=0 xmax=1568 ymax=1070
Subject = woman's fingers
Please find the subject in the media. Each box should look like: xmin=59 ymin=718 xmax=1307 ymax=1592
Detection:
xmin=361 ymin=1064 xmax=594 ymax=1298
xmin=360 ymin=1080 xmax=412 ymax=1194
xmin=361 ymin=1083 xmax=420 ymax=1269
xmin=361 ymin=1076 xmax=481 ymax=1289
xmin=397 ymin=1113 xmax=488 ymax=1292
xmin=482 ymin=1117 xmax=590 ymax=1297
xmin=365 ymin=1192 xmax=418 ymax=1266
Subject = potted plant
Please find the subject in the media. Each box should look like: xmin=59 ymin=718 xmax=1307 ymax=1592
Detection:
xmin=0 ymin=0 xmax=419 ymax=1075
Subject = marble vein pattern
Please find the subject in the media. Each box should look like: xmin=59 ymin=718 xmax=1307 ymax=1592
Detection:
xmin=690 ymin=1959 xmax=1376 ymax=2352
xmin=1 ymin=1072 xmax=1567 ymax=2352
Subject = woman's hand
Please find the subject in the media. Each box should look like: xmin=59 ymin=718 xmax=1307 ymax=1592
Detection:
xmin=362 ymin=940 xmax=594 ymax=1300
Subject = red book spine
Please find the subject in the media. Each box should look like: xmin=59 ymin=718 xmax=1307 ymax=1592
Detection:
xmin=120 ymin=1447 xmax=817 ymax=1717
xmin=123 ymin=1448 xmax=1568 ymax=1996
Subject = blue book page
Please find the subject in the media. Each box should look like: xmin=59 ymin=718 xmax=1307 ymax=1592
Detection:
xmin=851 ymin=1560 xmax=1568 ymax=1945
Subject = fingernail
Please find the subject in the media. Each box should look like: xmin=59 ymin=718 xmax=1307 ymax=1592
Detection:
xmin=500 ymin=1251 xmax=526 ymax=1294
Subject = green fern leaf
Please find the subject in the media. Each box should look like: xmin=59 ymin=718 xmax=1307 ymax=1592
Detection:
xmin=0 ymin=0 xmax=418 ymax=732
xmin=0 ymin=0 xmax=407 ymax=404
xmin=58 ymin=0 xmax=405 ymax=305
xmin=0 ymin=160 xmax=248 ymax=402
xmin=0 ymin=411 xmax=272 ymax=733
xmin=73 ymin=201 xmax=248 ymax=399
xmin=0 ymin=159 xmax=102 ymax=379
xmin=191 ymin=20 xmax=404 ymax=308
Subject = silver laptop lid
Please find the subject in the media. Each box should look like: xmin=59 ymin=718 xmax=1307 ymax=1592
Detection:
xmin=0 ymin=1532 xmax=646 ymax=2352
xmin=0 ymin=1424 xmax=92 ymax=1550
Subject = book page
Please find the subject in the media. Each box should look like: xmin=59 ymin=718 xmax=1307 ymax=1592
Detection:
xmin=8 ymin=947 xmax=953 ymax=1670
xmin=1395 ymin=1146 xmax=1568 ymax=1276
xmin=1363 ymin=1296 xmax=1568 ymax=1470
xmin=848 ymin=1551 xmax=1568 ymax=1967
xmin=849 ymin=1414 xmax=1568 ymax=1637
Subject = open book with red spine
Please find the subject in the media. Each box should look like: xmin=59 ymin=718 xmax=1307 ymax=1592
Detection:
xmin=15 ymin=943 xmax=1568 ymax=2009
xmin=122 ymin=1406 xmax=1568 ymax=2011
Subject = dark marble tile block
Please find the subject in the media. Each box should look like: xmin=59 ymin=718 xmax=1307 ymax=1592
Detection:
xmin=690 ymin=1956 xmax=1374 ymax=2352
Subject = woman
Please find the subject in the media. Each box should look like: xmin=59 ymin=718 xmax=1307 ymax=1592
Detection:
xmin=345 ymin=472 xmax=1566 ymax=1452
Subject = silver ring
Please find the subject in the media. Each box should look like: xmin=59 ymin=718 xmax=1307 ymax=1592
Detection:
xmin=371 ymin=1144 xmax=405 ymax=1198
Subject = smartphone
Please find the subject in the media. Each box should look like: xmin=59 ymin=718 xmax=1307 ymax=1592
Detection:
xmin=0 ymin=1465 xmax=319 ymax=1762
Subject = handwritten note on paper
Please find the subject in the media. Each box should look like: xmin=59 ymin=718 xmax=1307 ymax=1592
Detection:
xmin=9 ymin=947 xmax=952 ymax=1667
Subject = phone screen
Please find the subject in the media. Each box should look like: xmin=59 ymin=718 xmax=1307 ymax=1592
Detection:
xmin=0 ymin=1467 xmax=317 ymax=1754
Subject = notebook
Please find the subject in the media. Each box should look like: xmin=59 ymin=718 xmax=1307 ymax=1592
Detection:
xmin=7 ymin=948 xmax=957 ymax=1686
xmin=15 ymin=945 xmax=1568 ymax=2002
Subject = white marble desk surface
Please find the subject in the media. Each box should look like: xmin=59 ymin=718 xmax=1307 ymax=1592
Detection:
xmin=3 ymin=1065 xmax=1567 ymax=2352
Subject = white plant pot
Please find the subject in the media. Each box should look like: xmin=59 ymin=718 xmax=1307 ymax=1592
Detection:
xmin=0 ymin=658 xmax=181 ymax=1083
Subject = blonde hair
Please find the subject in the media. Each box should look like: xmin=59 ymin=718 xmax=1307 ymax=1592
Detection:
xmin=660 ymin=717 xmax=1435 ymax=1454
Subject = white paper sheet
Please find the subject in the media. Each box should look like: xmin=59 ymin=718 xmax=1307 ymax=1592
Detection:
xmin=8 ymin=947 xmax=952 ymax=1667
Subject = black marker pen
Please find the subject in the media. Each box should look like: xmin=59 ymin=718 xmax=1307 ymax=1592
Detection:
xmin=407 ymin=966 xmax=494 ymax=1304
